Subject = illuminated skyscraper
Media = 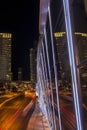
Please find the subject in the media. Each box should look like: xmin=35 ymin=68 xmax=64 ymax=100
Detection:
xmin=0 ymin=33 xmax=12 ymax=81
xmin=54 ymin=32 xmax=87 ymax=84
xmin=30 ymin=48 xmax=37 ymax=85
xmin=54 ymin=32 xmax=70 ymax=82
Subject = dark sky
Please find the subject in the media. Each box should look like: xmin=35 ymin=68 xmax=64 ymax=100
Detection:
xmin=0 ymin=0 xmax=40 ymax=80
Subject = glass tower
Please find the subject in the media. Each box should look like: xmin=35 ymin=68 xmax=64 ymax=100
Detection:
xmin=0 ymin=33 xmax=12 ymax=81
xmin=30 ymin=48 xmax=37 ymax=85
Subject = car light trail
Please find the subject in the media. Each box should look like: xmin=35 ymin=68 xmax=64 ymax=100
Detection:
xmin=2 ymin=109 xmax=22 ymax=130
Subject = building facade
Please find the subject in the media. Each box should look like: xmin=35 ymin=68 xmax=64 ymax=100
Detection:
xmin=0 ymin=33 xmax=12 ymax=81
xmin=54 ymin=32 xmax=87 ymax=86
xmin=30 ymin=48 xmax=37 ymax=85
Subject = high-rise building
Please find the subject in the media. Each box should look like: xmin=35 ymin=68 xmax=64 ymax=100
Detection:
xmin=84 ymin=0 xmax=87 ymax=15
xmin=54 ymin=32 xmax=70 ymax=82
xmin=30 ymin=48 xmax=37 ymax=85
xmin=18 ymin=67 xmax=22 ymax=81
xmin=0 ymin=33 xmax=12 ymax=81
xmin=54 ymin=32 xmax=87 ymax=84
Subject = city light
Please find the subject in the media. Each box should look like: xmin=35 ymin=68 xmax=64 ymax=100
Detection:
xmin=62 ymin=0 xmax=84 ymax=130
xmin=48 ymin=4 xmax=62 ymax=130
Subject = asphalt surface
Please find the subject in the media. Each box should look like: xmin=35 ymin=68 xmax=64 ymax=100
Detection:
xmin=0 ymin=93 xmax=34 ymax=130
xmin=27 ymin=100 xmax=50 ymax=130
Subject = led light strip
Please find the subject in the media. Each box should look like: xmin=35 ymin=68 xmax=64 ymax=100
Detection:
xmin=39 ymin=49 xmax=46 ymax=114
xmin=39 ymin=44 xmax=49 ymax=117
xmin=44 ymin=27 xmax=57 ymax=130
xmin=48 ymin=5 xmax=62 ymax=130
xmin=42 ymin=41 xmax=52 ymax=123
xmin=37 ymin=47 xmax=44 ymax=112
xmin=40 ymin=50 xmax=48 ymax=115
xmin=62 ymin=0 xmax=84 ymax=130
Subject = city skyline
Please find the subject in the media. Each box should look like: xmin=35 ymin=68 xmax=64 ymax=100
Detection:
xmin=0 ymin=1 xmax=87 ymax=130
xmin=0 ymin=0 xmax=40 ymax=80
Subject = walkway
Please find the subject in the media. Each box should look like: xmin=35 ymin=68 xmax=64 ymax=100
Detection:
xmin=27 ymin=100 xmax=50 ymax=130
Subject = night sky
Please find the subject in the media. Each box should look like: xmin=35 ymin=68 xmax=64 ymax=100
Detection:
xmin=0 ymin=0 xmax=40 ymax=80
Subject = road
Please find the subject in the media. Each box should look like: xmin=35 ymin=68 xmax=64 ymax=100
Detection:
xmin=0 ymin=93 xmax=35 ymax=130
xmin=53 ymin=89 xmax=87 ymax=130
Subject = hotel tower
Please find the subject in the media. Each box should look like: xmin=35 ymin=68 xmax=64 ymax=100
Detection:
xmin=0 ymin=33 xmax=12 ymax=81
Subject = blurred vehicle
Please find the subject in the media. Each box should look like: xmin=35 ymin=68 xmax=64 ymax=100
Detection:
xmin=24 ymin=90 xmax=36 ymax=99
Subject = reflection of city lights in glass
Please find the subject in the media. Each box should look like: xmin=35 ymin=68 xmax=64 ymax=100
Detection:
xmin=63 ymin=0 xmax=83 ymax=130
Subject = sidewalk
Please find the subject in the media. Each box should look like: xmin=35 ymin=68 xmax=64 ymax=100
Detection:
xmin=27 ymin=101 xmax=50 ymax=130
